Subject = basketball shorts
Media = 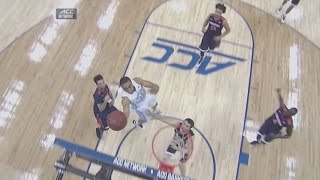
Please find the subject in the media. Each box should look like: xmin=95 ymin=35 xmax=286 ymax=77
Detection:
xmin=199 ymin=33 xmax=221 ymax=52
xmin=291 ymin=0 xmax=300 ymax=6
xmin=166 ymin=145 xmax=190 ymax=164
xmin=258 ymin=118 xmax=282 ymax=141
xmin=95 ymin=105 xmax=118 ymax=128
xmin=132 ymin=94 xmax=157 ymax=122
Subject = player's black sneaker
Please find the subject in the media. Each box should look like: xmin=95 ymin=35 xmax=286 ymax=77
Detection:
xmin=104 ymin=126 xmax=110 ymax=131
xmin=250 ymin=141 xmax=259 ymax=145
xmin=96 ymin=127 xmax=103 ymax=139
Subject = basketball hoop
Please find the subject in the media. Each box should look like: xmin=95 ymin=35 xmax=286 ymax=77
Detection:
xmin=152 ymin=125 xmax=194 ymax=173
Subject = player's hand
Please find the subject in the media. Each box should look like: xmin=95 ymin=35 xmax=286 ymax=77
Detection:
xmin=150 ymin=85 xmax=159 ymax=94
xmin=104 ymin=95 xmax=111 ymax=102
xmin=109 ymin=99 xmax=114 ymax=106
xmin=214 ymin=36 xmax=221 ymax=41
xmin=280 ymin=128 xmax=287 ymax=136
xmin=146 ymin=110 xmax=152 ymax=116
xmin=147 ymin=110 xmax=164 ymax=121
xmin=201 ymin=27 xmax=206 ymax=33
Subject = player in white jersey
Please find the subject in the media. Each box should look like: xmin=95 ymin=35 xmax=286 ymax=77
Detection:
xmin=119 ymin=77 xmax=160 ymax=128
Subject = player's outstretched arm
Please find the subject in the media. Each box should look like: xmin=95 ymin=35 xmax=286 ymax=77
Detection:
xmin=121 ymin=97 xmax=131 ymax=119
xmin=133 ymin=77 xmax=159 ymax=94
xmin=148 ymin=111 xmax=181 ymax=126
xmin=276 ymin=88 xmax=286 ymax=107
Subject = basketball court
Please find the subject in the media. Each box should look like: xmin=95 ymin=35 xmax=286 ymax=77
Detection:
xmin=0 ymin=0 xmax=319 ymax=179
xmin=91 ymin=1 xmax=253 ymax=179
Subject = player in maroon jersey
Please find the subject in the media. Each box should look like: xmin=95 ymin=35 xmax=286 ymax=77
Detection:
xmin=197 ymin=3 xmax=231 ymax=67
xmin=93 ymin=74 xmax=118 ymax=139
xmin=148 ymin=111 xmax=194 ymax=176
xmin=250 ymin=89 xmax=297 ymax=145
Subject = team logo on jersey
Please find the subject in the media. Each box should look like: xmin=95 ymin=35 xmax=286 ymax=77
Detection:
xmin=141 ymin=37 xmax=245 ymax=75
xmin=135 ymin=86 xmax=146 ymax=104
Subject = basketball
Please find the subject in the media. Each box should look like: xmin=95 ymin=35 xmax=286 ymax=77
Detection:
xmin=107 ymin=111 xmax=127 ymax=131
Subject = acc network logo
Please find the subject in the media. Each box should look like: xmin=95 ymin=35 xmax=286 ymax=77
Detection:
xmin=142 ymin=37 xmax=246 ymax=75
xmin=56 ymin=8 xmax=77 ymax=19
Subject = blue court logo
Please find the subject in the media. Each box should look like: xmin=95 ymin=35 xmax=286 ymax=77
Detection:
xmin=142 ymin=37 xmax=246 ymax=75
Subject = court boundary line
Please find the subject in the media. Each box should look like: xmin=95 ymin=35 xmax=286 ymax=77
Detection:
xmin=0 ymin=16 xmax=50 ymax=54
xmin=229 ymin=2 xmax=255 ymax=180
xmin=146 ymin=3 xmax=256 ymax=179
xmin=86 ymin=0 xmax=218 ymax=179
xmin=86 ymin=1 xmax=254 ymax=180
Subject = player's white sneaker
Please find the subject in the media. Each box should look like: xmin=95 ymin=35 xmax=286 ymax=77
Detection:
xmin=261 ymin=136 xmax=270 ymax=144
xmin=196 ymin=59 xmax=204 ymax=68
xmin=280 ymin=14 xmax=286 ymax=23
xmin=133 ymin=120 xmax=144 ymax=129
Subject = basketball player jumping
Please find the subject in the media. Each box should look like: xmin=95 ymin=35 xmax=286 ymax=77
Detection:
xmin=197 ymin=3 xmax=231 ymax=67
xmin=250 ymin=89 xmax=298 ymax=145
xmin=277 ymin=0 xmax=300 ymax=23
xmin=148 ymin=111 xmax=195 ymax=176
xmin=93 ymin=74 xmax=118 ymax=139
xmin=119 ymin=77 xmax=160 ymax=128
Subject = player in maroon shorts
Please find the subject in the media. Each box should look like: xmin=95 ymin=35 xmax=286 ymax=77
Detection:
xmin=93 ymin=74 xmax=118 ymax=139
xmin=197 ymin=3 xmax=231 ymax=67
xmin=250 ymin=89 xmax=297 ymax=145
